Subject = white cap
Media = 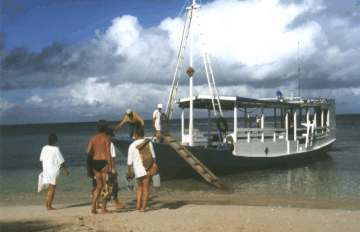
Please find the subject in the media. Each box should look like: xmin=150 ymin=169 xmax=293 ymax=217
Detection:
xmin=126 ymin=108 xmax=132 ymax=115
xmin=157 ymin=103 xmax=163 ymax=109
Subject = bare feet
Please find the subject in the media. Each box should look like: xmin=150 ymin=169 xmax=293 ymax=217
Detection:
xmin=91 ymin=209 xmax=97 ymax=214
xmin=47 ymin=206 xmax=55 ymax=210
xmin=101 ymin=209 xmax=110 ymax=214
xmin=115 ymin=202 xmax=125 ymax=209
xmin=139 ymin=208 xmax=146 ymax=212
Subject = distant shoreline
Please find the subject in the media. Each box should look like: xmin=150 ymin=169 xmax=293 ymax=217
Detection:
xmin=1 ymin=113 xmax=359 ymax=127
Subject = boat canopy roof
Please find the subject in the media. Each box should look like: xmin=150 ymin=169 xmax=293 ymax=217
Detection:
xmin=177 ymin=95 xmax=334 ymax=110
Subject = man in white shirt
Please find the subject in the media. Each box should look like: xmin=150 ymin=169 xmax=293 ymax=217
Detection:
xmin=127 ymin=129 xmax=156 ymax=211
xmin=152 ymin=103 xmax=163 ymax=141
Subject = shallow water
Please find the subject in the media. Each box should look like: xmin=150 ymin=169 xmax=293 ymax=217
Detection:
xmin=0 ymin=115 xmax=359 ymax=208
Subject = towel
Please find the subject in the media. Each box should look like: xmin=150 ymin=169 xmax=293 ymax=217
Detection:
xmin=37 ymin=172 xmax=48 ymax=193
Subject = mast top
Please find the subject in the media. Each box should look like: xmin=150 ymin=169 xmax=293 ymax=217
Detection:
xmin=187 ymin=0 xmax=200 ymax=10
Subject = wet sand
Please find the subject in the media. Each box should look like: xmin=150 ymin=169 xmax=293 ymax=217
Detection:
xmin=1 ymin=196 xmax=360 ymax=232
xmin=0 ymin=204 xmax=359 ymax=232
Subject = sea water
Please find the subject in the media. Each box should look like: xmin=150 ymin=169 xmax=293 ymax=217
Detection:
xmin=0 ymin=115 xmax=359 ymax=208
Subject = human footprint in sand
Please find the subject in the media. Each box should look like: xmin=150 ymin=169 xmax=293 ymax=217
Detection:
xmin=39 ymin=133 xmax=69 ymax=210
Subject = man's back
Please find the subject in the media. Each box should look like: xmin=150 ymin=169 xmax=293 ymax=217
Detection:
xmin=87 ymin=133 xmax=111 ymax=161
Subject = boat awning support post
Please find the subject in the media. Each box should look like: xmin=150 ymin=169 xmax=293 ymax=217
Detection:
xmin=305 ymin=110 xmax=310 ymax=148
xmin=261 ymin=108 xmax=264 ymax=142
xmin=234 ymin=104 xmax=237 ymax=140
xmin=245 ymin=107 xmax=250 ymax=143
xmin=321 ymin=110 xmax=324 ymax=133
xmin=244 ymin=107 xmax=247 ymax=128
xmin=311 ymin=112 xmax=317 ymax=146
xmin=306 ymin=108 xmax=309 ymax=124
xmin=274 ymin=108 xmax=277 ymax=128
xmin=285 ymin=111 xmax=290 ymax=154
xmin=326 ymin=109 xmax=330 ymax=133
xmin=326 ymin=110 xmax=330 ymax=127
xmin=285 ymin=111 xmax=289 ymax=141
xmin=181 ymin=108 xmax=185 ymax=144
xmin=207 ymin=109 xmax=211 ymax=146
xmin=293 ymin=110 xmax=297 ymax=141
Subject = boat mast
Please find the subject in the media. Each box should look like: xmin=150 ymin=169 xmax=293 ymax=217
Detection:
xmin=188 ymin=0 xmax=197 ymax=146
xmin=297 ymin=41 xmax=301 ymax=98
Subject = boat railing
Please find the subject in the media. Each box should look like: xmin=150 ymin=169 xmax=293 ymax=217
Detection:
xmin=185 ymin=125 xmax=330 ymax=146
xmin=235 ymin=126 xmax=330 ymax=143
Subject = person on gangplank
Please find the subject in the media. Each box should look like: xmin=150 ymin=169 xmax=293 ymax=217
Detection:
xmin=115 ymin=109 xmax=145 ymax=139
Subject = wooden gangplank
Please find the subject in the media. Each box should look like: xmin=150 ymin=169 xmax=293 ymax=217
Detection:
xmin=162 ymin=134 xmax=224 ymax=189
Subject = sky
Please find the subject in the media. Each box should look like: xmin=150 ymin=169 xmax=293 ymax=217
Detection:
xmin=0 ymin=0 xmax=360 ymax=124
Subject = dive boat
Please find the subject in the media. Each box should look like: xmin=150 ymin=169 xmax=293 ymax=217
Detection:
xmin=113 ymin=0 xmax=336 ymax=179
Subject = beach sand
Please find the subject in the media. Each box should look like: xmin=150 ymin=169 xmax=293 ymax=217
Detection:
xmin=1 ymin=197 xmax=359 ymax=232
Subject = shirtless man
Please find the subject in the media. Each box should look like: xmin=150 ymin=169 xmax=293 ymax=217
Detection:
xmin=115 ymin=109 xmax=145 ymax=138
xmin=87 ymin=120 xmax=114 ymax=214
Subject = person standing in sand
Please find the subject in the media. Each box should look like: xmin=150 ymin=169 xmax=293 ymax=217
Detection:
xmin=152 ymin=103 xmax=163 ymax=141
xmin=127 ymin=128 xmax=156 ymax=212
xmin=105 ymin=127 xmax=125 ymax=209
xmin=39 ymin=133 xmax=69 ymax=210
xmin=87 ymin=120 xmax=114 ymax=214
xmin=114 ymin=109 xmax=145 ymax=138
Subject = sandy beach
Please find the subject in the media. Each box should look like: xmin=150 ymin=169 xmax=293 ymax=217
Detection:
xmin=1 ymin=197 xmax=360 ymax=232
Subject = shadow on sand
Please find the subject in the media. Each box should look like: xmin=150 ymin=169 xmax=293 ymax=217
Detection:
xmin=114 ymin=195 xmax=187 ymax=213
xmin=0 ymin=220 xmax=68 ymax=232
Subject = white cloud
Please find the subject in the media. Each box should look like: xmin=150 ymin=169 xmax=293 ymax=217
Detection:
xmin=103 ymin=15 xmax=141 ymax=55
xmin=0 ymin=98 xmax=14 ymax=112
xmin=1 ymin=0 xmax=360 ymax=123
xmin=25 ymin=95 xmax=43 ymax=105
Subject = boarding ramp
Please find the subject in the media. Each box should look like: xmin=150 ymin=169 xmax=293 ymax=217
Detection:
xmin=162 ymin=134 xmax=224 ymax=189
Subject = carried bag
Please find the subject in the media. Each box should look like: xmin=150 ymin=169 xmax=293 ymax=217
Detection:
xmin=136 ymin=139 xmax=159 ymax=176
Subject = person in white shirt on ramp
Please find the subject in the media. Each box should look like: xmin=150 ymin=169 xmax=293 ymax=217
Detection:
xmin=152 ymin=103 xmax=163 ymax=141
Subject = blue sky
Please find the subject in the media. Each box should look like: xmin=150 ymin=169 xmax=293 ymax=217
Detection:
xmin=1 ymin=0 xmax=360 ymax=124
xmin=2 ymin=0 xmax=193 ymax=51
